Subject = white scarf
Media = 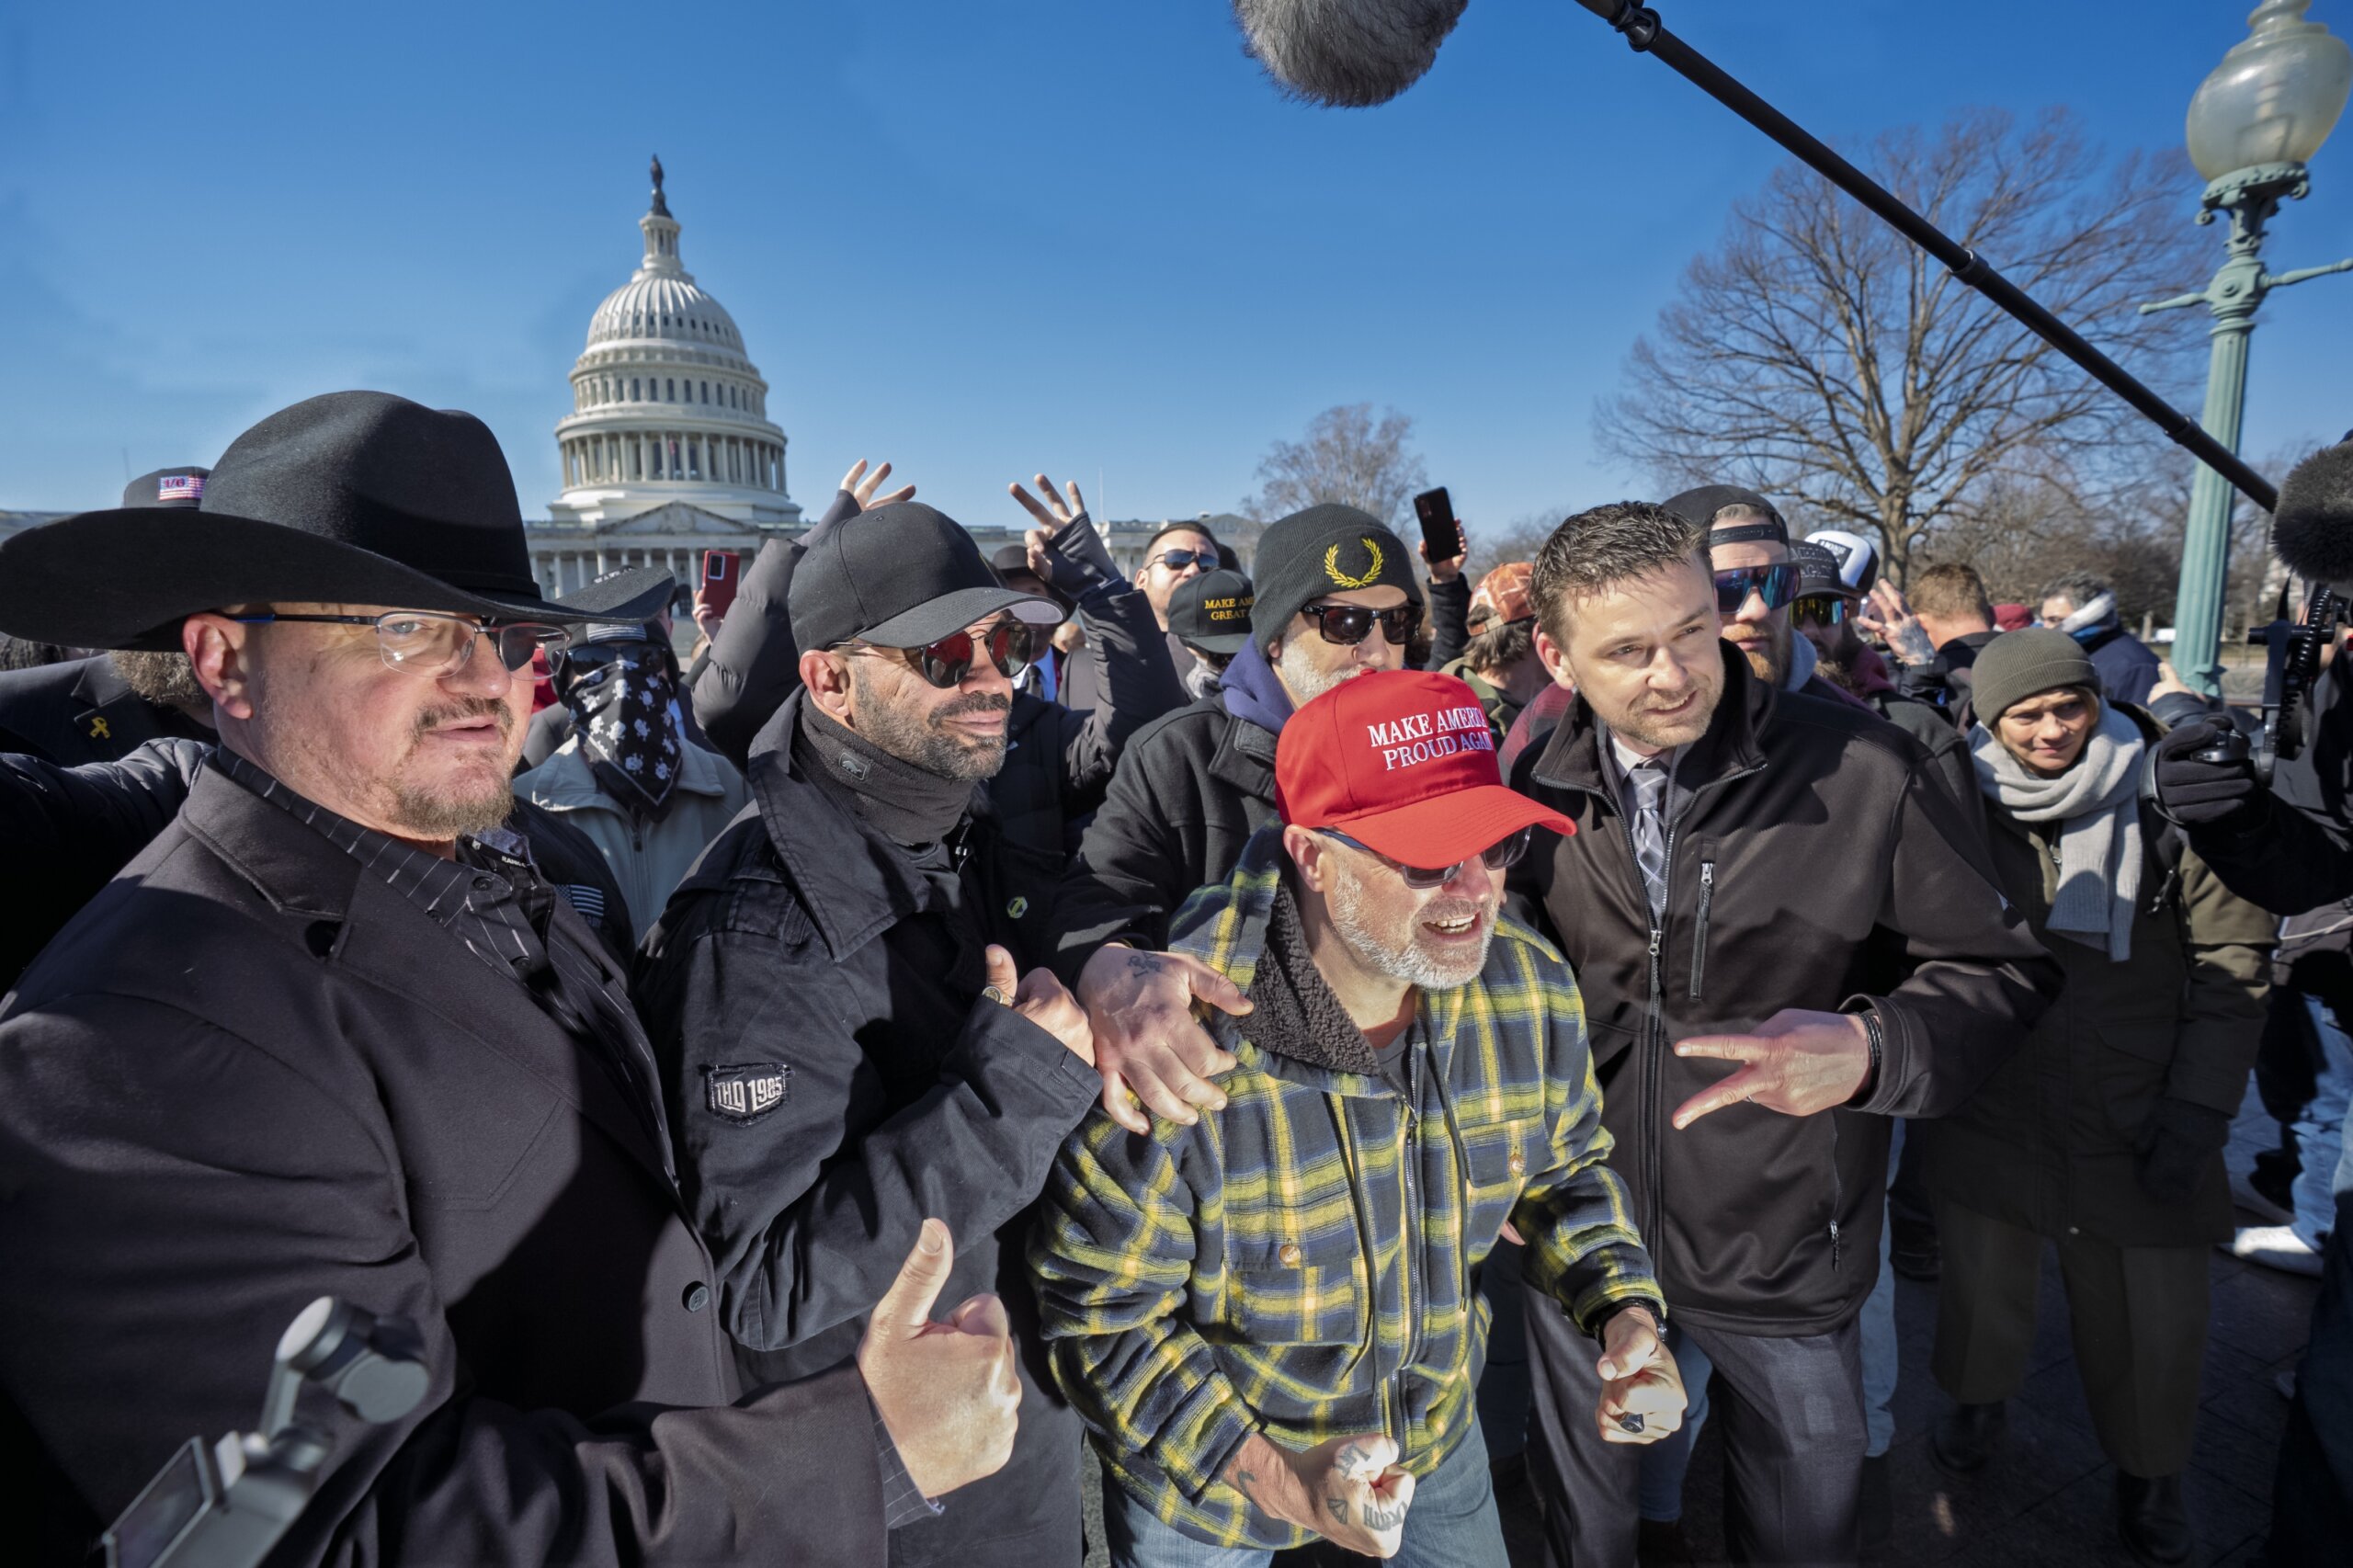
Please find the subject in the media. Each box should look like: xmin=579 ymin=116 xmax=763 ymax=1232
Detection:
xmin=1970 ymin=702 xmax=2145 ymax=962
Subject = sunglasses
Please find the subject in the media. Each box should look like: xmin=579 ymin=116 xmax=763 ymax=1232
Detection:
xmin=1711 ymin=563 xmax=1800 ymax=615
xmin=1791 ymin=595 xmax=1850 ymax=629
xmin=226 ymin=610 xmax=570 ymax=676
xmin=1150 ymin=548 xmax=1221 ymax=573
xmin=1319 ymin=825 xmax=1533 ymax=889
xmin=852 ymin=620 xmax=1035 ymax=689
xmin=1298 ymin=600 xmax=1423 ymax=647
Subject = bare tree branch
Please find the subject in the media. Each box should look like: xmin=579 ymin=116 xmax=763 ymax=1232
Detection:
xmin=1242 ymin=403 xmax=1429 ymax=527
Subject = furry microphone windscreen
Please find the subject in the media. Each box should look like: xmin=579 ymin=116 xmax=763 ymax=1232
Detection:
xmin=2273 ymin=440 xmax=2353 ymax=586
xmin=1233 ymin=0 xmax=1471 ymax=107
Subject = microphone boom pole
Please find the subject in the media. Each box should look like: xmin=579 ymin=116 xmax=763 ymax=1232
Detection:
xmin=1574 ymin=0 xmax=2279 ymax=514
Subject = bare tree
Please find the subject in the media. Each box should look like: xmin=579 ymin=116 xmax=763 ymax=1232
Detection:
xmin=1244 ymin=403 xmax=1428 ymax=527
xmin=1596 ymin=108 xmax=2209 ymax=585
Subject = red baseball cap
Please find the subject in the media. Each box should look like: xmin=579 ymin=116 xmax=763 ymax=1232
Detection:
xmin=1277 ymin=670 xmax=1574 ymax=868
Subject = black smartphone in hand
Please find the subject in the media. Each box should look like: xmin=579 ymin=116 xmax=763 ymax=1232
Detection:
xmin=1413 ymin=487 xmax=1461 ymax=565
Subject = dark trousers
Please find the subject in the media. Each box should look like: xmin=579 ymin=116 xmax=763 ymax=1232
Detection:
xmin=1929 ymin=1200 xmax=2209 ymax=1477
xmin=1522 ymin=1282 xmax=1866 ymax=1567
xmin=2270 ymin=1190 xmax=2353 ymax=1566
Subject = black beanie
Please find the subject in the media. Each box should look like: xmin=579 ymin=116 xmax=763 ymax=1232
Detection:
xmin=1248 ymin=504 xmax=1419 ymax=653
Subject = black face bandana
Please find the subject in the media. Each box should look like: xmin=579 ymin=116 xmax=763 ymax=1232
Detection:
xmin=562 ymin=642 xmax=685 ymax=820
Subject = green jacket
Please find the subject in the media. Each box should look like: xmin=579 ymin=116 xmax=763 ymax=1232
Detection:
xmin=1029 ymin=823 xmax=1660 ymax=1551
xmin=1923 ymin=707 xmax=2274 ymax=1246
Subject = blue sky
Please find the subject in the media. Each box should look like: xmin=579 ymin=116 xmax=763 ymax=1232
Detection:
xmin=6 ymin=1 xmax=2353 ymax=535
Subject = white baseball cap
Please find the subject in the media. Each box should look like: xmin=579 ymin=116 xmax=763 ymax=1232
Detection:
xmin=1806 ymin=529 xmax=1880 ymax=592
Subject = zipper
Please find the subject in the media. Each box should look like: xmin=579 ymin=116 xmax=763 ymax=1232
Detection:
xmin=1613 ymin=800 xmax=1672 ymax=1252
xmin=1688 ymin=861 xmax=1715 ymax=1001
xmin=1826 ymin=1115 xmax=1845 ymax=1270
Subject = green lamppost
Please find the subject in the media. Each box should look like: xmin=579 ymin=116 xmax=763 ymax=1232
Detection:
xmin=2145 ymin=0 xmax=2353 ymax=696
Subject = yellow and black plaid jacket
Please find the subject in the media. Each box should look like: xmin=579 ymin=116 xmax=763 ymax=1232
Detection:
xmin=1030 ymin=824 xmax=1662 ymax=1551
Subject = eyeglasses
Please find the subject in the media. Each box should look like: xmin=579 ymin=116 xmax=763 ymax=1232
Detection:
xmin=1711 ymin=563 xmax=1800 ymax=616
xmin=1790 ymin=594 xmax=1850 ymax=629
xmin=851 ymin=620 xmax=1035 ymax=689
xmin=1319 ymin=825 xmax=1532 ymax=889
xmin=1298 ymin=600 xmax=1423 ymax=647
xmin=1150 ymin=548 xmax=1220 ymax=573
xmin=226 ymin=610 xmax=570 ymax=676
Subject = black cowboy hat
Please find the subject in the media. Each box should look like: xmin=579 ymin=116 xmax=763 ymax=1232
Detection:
xmin=0 ymin=391 xmax=668 ymax=652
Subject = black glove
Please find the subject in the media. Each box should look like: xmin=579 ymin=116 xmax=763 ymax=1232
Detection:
xmin=1030 ymin=510 xmax=1121 ymax=597
xmin=2135 ymin=1096 xmax=2232 ymax=1202
xmin=2151 ymin=718 xmax=2264 ymax=830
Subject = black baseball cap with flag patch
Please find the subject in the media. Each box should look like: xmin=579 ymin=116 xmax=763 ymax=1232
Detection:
xmin=126 ymin=467 xmax=210 ymax=509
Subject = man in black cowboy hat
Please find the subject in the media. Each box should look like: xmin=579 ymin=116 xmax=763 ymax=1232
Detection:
xmin=0 ymin=392 xmax=1024 ymax=1564
xmin=0 ymin=466 xmax=219 ymax=766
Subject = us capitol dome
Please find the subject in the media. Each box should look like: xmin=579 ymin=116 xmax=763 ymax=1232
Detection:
xmin=526 ymin=157 xmax=802 ymax=597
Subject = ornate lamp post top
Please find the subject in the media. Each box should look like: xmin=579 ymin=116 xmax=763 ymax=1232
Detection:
xmin=2187 ymin=0 xmax=2353 ymax=184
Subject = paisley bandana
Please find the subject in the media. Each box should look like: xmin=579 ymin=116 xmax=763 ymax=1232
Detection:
xmin=563 ymin=642 xmax=685 ymax=820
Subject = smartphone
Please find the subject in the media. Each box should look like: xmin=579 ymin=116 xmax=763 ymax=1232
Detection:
xmin=699 ymin=550 xmax=744 ymax=617
xmin=1413 ymin=487 xmax=1461 ymax=565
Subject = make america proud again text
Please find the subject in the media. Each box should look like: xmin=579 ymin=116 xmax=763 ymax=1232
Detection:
xmin=1366 ymin=704 xmax=1494 ymax=770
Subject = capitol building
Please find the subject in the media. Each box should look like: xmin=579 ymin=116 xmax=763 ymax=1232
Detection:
xmin=522 ymin=161 xmax=1255 ymax=597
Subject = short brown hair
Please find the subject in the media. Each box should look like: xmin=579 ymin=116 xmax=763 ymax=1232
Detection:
xmin=1530 ymin=502 xmax=1708 ymax=646
xmin=1462 ymin=618 xmax=1534 ymax=678
xmin=1910 ymin=562 xmax=1994 ymax=625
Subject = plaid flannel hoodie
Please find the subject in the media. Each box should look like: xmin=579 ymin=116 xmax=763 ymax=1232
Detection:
xmin=1030 ymin=824 xmax=1662 ymax=1551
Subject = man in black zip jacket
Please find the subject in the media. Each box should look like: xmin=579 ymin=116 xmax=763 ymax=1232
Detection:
xmin=1505 ymin=502 xmax=2061 ymax=1568
xmin=636 ymin=502 xmax=1106 ymax=1567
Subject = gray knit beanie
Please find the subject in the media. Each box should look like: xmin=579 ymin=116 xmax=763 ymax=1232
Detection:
xmin=1971 ymin=628 xmax=2102 ymax=722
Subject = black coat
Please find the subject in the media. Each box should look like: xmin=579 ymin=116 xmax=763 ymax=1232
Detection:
xmin=635 ymin=690 xmax=1101 ymax=1564
xmin=1046 ymin=693 xmax=1279 ymax=983
xmin=2190 ymin=653 xmax=2353 ymax=916
xmin=0 ymin=765 xmax=885 ymax=1565
xmin=0 ymin=653 xmax=212 ymax=765
xmin=1507 ymin=650 xmax=2063 ymax=1334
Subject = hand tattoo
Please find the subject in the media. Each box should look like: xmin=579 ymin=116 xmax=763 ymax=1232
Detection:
xmin=1330 ymin=1440 xmax=1376 ymax=1481
xmin=1360 ymin=1496 xmax=1408 ymax=1531
xmin=1125 ymin=951 xmax=1162 ymax=981
xmin=1326 ymin=1497 xmax=1348 ymax=1525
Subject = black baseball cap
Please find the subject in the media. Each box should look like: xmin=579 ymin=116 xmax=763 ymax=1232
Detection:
xmin=790 ymin=501 xmax=1061 ymax=651
xmin=1790 ymin=540 xmax=1853 ymax=600
xmin=1169 ymin=568 xmax=1255 ymax=655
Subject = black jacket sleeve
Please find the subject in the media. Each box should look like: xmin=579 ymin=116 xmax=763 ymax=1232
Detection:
xmin=1425 ymin=573 xmax=1472 ymax=671
xmin=0 ymin=738 xmax=209 ymax=986
xmin=1050 ymin=577 xmax=1186 ymax=813
xmin=1848 ymin=766 xmax=2066 ymax=1119
xmin=2186 ymin=656 xmax=2353 ymax=915
xmin=638 ymin=882 xmax=1099 ymax=1354
xmin=693 ymin=489 xmax=865 ymax=768
xmin=0 ymin=993 xmax=888 ymax=1568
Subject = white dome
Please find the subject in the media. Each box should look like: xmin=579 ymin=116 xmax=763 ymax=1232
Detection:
xmin=548 ymin=161 xmax=799 ymax=531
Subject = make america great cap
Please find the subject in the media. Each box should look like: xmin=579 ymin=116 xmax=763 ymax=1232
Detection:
xmin=1276 ymin=669 xmax=1573 ymax=868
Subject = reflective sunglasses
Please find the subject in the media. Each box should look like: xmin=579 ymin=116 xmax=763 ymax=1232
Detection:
xmin=856 ymin=620 xmax=1035 ymax=689
xmin=226 ymin=610 xmax=570 ymax=676
xmin=1298 ymin=600 xmax=1423 ymax=647
xmin=1319 ymin=824 xmax=1532 ymax=889
xmin=1150 ymin=548 xmax=1221 ymax=573
xmin=1711 ymin=563 xmax=1801 ymax=615
xmin=1790 ymin=594 xmax=1850 ymax=629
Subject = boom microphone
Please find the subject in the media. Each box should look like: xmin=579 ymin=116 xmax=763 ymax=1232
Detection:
xmin=2273 ymin=436 xmax=2353 ymax=587
xmin=1232 ymin=0 xmax=1469 ymax=107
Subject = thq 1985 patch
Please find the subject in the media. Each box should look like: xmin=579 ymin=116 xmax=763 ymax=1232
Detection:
xmin=705 ymin=1062 xmax=790 ymax=1125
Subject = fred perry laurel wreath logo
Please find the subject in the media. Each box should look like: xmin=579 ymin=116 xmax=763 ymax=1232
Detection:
xmin=1323 ymin=537 xmax=1384 ymax=588
xmin=706 ymin=1062 xmax=790 ymax=1124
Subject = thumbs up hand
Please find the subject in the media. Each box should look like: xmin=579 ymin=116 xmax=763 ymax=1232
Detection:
xmin=856 ymin=1220 xmax=1023 ymax=1499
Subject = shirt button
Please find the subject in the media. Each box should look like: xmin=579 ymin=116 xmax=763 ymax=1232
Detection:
xmin=682 ymin=1281 xmax=711 ymax=1312
xmin=1279 ymin=1242 xmax=1303 ymax=1267
xmin=1508 ymin=1151 xmax=1527 ymax=1176
xmin=2066 ymin=1227 xmax=2080 ymax=1237
xmin=471 ymin=876 xmax=494 ymax=892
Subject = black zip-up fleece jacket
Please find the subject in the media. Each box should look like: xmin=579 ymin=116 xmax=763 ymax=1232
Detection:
xmin=1507 ymin=649 xmax=2063 ymax=1334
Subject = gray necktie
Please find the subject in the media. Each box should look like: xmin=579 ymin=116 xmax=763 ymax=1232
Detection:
xmin=1631 ymin=762 xmax=1670 ymax=922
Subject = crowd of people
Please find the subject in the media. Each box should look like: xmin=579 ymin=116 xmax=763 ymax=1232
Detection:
xmin=0 ymin=387 xmax=2340 ymax=1568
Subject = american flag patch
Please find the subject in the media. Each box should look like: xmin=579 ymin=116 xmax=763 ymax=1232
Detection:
xmin=157 ymin=474 xmax=203 ymax=502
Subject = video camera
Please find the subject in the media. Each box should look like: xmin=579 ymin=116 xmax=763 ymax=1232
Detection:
xmin=102 ymin=1298 xmax=427 ymax=1568
xmin=2246 ymin=581 xmax=2352 ymax=784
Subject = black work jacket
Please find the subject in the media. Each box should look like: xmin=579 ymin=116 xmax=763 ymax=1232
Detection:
xmin=635 ymin=690 xmax=1101 ymax=1562
xmin=0 ymin=764 xmax=884 ymax=1566
xmin=1046 ymin=692 xmax=1279 ymax=983
xmin=0 ymin=653 xmax=212 ymax=765
xmin=1508 ymin=650 xmax=2063 ymax=1335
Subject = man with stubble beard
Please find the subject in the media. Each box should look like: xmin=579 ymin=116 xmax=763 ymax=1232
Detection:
xmin=637 ymin=501 xmax=1108 ymax=1567
xmin=1504 ymin=501 xmax=2060 ymax=1567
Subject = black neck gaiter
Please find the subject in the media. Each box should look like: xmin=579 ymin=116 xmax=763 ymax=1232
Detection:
xmin=794 ymin=699 xmax=978 ymax=846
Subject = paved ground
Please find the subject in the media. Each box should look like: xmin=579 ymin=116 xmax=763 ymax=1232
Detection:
xmin=1080 ymin=1078 xmax=2325 ymax=1565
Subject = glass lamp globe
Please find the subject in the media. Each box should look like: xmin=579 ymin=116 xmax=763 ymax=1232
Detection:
xmin=2187 ymin=0 xmax=2353 ymax=181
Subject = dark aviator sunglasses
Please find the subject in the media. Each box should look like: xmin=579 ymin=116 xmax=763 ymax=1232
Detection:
xmin=1319 ymin=825 xmax=1533 ymax=890
xmin=853 ymin=620 xmax=1036 ymax=689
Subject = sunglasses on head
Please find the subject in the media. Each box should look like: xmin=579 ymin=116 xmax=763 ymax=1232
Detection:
xmin=1712 ymin=563 xmax=1801 ymax=615
xmin=1298 ymin=600 xmax=1422 ymax=647
xmin=1320 ymin=825 xmax=1533 ymax=889
xmin=1150 ymin=548 xmax=1220 ymax=573
xmin=851 ymin=620 xmax=1035 ymax=689
xmin=1791 ymin=594 xmax=1850 ymax=628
